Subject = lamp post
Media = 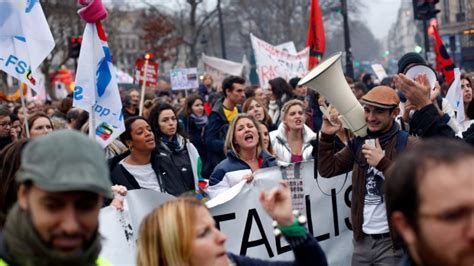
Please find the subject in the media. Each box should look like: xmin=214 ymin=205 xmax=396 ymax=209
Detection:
xmin=217 ymin=0 xmax=226 ymax=59
xmin=341 ymin=0 xmax=354 ymax=78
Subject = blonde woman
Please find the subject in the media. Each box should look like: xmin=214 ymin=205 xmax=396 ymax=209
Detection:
xmin=270 ymin=99 xmax=316 ymax=163
xmin=207 ymin=114 xmax=277 ymax=198
xmin=136 ymin=182 xmax=328 ymax=266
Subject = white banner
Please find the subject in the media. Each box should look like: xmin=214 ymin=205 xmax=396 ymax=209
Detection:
xmin=99 ymin=161 xmax=353 ymax=265
xmin=275 ymin=41 xmax=297 ymax=54
xmin=170 ymin=67 xmax=199 ymax=90
xmin=250 ymin=34 xmax=309 ymax=88
xmin=0 ymin=0 xmax=55 ymax=92
xmin=73 ymin=22 xmax=125 ymax=147
xmin=202 ymin=53 xmax=244 ymax=88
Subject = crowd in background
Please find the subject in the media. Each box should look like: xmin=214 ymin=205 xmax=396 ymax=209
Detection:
xmin=0 ymin=51 xmax=473 ymax=266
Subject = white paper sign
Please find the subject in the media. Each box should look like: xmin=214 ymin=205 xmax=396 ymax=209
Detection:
xmin=371 ymin=64 xmax=387 ymax=81
xmin=170 ymin=68 xmax=199 ymax=90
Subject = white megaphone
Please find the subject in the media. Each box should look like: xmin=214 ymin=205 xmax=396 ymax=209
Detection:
xmin=298 ymin=52 xmax=367 ymax=137
xmin=404 ymin=64 xmax=437 ymax=90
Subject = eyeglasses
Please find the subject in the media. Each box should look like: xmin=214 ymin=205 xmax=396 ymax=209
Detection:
xmin=420 ymin=206 xmax=474 ymax=227
xmin=0 ymin=122 xmax=11 ymax=128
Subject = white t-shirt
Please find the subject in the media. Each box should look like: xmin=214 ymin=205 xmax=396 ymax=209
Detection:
xmin=362 ymin=166 xmax=389 ymax=234
xmin=120 ymin=159 xmax=160 ymax=191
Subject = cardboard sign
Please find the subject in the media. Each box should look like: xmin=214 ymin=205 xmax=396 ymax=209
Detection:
xmin=134 ymin=59 xmax=159 ymax=87
xmin=370 ymin=64 xmax=387 ymax=81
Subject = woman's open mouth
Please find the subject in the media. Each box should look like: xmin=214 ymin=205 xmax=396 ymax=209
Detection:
xmin=244 ymin=134 xmax=254 ymax=143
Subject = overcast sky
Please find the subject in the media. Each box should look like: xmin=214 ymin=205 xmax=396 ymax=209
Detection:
xmin=107 ymin=0 xmax=403 ymax=41
xmin=364 ymin=0 xmax=402 ymax=40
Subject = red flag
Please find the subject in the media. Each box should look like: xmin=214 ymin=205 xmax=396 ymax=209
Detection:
xmin=430 ymin=25 xmax=455 ymax=84
xmin=306 ymin=0 xmax=326 ymax=69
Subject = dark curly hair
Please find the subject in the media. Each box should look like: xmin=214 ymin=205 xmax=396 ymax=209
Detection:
xmin=222 ymin=76 xmax=245 ymax=97
xmin=147 ymin=102 xmax=184 ymax=141
xmin=120 ymin=116 xmax=150 ymax=145
xmin=183 ymin=94 xmax=204 ymax=118
xmin=461 ymin=75 xmax=473 ymax=120
xmin=0 ymin=139 xmax=29 ymax=227
xmin=268 ymin=77 xmax=293 ymax=100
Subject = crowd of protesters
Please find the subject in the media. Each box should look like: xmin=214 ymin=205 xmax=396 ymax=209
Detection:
xmin=0 ymin=51 xmax=472 ymax=265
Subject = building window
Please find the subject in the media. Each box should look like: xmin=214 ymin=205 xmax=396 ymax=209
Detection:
xmin=458 ymin=0 xmax=465 ymax=13
xmin=443 ymin=0 xmax=450 ymax=23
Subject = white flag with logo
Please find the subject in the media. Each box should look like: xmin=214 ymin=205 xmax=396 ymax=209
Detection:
xmin=0 ymin=0 xmax=55 ymax=92
xmin=445 ymin=68 xmax=464 ymax=123
xmin=73 ymin=22 xmax=125 ymax=147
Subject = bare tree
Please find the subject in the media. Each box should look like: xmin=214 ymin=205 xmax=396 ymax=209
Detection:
xmin=40 ymin=0 xmax=84 ymax=99
xmin=142 ymin=12 xmax=184 ymax=64
xmin=143 ymin=0 xmax=218 ymax=67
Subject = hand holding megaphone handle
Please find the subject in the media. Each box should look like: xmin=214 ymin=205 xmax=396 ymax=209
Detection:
xmin=320 ymin=108 xmax=342 ymax=136
xmin=320 ymin=105 xmax=350 ymax=129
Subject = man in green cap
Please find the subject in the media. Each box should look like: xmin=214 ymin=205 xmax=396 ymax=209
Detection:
xmin=0 ymin=130 xmax=113 ymax=266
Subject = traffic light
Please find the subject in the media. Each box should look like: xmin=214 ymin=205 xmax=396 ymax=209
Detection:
xmin=69 ymin=36 xmax=82 ymax=59
xmin=413 ymin=0 xmax=440 ymax=20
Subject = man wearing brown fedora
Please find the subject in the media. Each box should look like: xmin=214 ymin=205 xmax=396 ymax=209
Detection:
xmin=318 ymin=86 xmax=417 ymax=265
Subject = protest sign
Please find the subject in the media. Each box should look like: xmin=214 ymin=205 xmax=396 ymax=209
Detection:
xmin=99 ymin=206 xmax=136 ymax=266
xmin=250 ymin=34 xmax=309 ymax=88
xmin=99 ymin=161 xmax=353 ymax=265
xmin=202 ymin=53 xmax=244 ymax=88
xmin=371 ymin=64 xmax=388 ymax=81
xmin=207 ymin=162 xmax=352 ymax=265
xmin=170 ymin=68 xmax=199 ymax=90
xmin=134 ymin=59 xmax=159 ymax=87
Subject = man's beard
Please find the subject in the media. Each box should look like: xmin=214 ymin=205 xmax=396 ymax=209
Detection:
xmin=414 ymin=232 xmax=474 ymax=266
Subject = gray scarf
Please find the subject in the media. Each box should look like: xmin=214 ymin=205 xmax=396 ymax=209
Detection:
xmin=3 ymin=204 xmax=102 ymax=266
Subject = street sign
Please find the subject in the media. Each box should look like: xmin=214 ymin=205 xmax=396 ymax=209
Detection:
xmin=134 ymin=59 xmax=159 ymax=87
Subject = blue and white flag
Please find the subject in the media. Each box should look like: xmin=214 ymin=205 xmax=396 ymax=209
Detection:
xmin=73 ymin=22 xmax=124 ymax=147
xmin=0 ymin=0 xmax=55 ymax=92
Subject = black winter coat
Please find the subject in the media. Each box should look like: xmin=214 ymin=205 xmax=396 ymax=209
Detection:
xmin=109 ymin=146 xmax=196 ymax=196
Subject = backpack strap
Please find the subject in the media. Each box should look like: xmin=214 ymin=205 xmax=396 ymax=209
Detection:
xmin=349 ymin=136 xmax=365 ymax=155
xmin=351 ymin=131 xmax=408 ymax=155
xmin=396 ymin=130 xmax=409 ymax=153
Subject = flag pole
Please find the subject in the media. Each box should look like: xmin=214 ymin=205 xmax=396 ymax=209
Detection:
xmin=89 ymin=105 xmax=95 ymax=140
xmin=19 ymin=84 xmax=30 ymax=138
xmin=139 ymin=55 xmax=150 ymax=116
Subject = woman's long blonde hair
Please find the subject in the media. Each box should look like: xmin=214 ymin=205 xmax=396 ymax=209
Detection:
xmin=223 ymin=114 xmax=265 ymax=158
xmin=281 ymin=99 xmax=305 ymax=122
xmin=136 ymin=197 xmax=203 ymax=266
